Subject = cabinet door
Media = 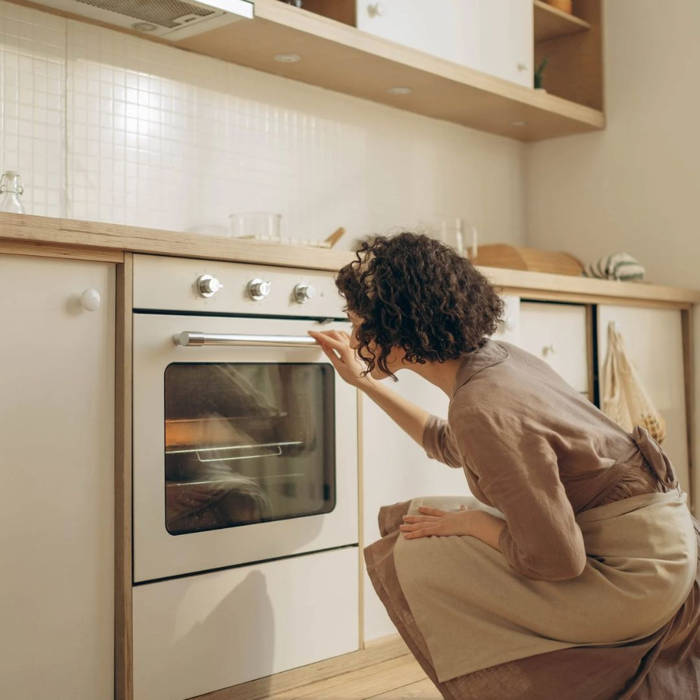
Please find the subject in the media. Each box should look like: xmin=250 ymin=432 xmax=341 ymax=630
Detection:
xmin=0 ymin=255 xmax=115 ymax=700
xmin=517 ymin=301 xmax=590 ymax=395
xmin=356 ymin=0 xmax=532 ymax=86
xmin=360 ymin=294 xmax=517 ymax=642
xmin=477 ymin=0 xmax=533 ymax=87
xmin=597 ymin=306 xmax=689 ymax=497
xmin=356 ymin=0 xmax=481 ymax=70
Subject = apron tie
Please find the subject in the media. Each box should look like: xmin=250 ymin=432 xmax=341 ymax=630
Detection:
xmin=630 ymin=425 xmax=678 ymax=491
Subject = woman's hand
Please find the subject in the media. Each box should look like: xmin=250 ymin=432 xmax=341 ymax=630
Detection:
xmin=399 ymin=505 xmax=478 ymax=539
xmin=308 ymin=329 xmax=373 ymax=389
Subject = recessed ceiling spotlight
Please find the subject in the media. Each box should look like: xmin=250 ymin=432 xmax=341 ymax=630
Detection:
xmin=132 ymin=22 xmax=158 ymax=32
xmin=387 ymin=86 xmax=412 ymax=95
xmin=512 ymin=120 xmax=528 ymax=127
xmin=273 ymin=53 xmax=302 ymax=63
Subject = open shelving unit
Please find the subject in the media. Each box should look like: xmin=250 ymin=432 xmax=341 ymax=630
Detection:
xmin=533 ymin=0 xmax=592 ymax=42
xmin=17 ymin=0 xmax=604 ymax=141
xmin=173 ymin=0 xmax=604 ymax=141
xmin=533 ymin=0 xmax=604 ymax=113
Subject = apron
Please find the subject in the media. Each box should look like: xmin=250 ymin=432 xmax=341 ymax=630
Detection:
xmin=393 ymin=488 xmax=697 ymax=683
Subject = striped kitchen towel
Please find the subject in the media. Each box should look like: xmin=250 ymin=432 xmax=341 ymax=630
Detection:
xmin=584 ymin=252 xmax=645 ymax=281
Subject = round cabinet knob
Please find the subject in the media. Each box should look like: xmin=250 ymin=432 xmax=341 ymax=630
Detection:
xmin=247 ymin=278 xmax=272 ymax=301
xmin=197 ymin=274 xmax=223 ymax=298
xmin=293 ymin=283 xmax=315 ymax=304
xmin=517 ymin=62 xmax=528 ymax=72
xmin=80 ymin=288 xmax=101 ymax=311
xmin=542 ymin=344 xmax=556 ymax=357
xmin=367 ymin=2 xmax=384 ymax=18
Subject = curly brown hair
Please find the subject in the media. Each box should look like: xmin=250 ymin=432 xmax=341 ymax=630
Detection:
xmin=336 ymin=232 xmax=504 ymax=377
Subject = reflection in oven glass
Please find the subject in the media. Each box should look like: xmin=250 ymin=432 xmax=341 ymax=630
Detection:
xmin=164 ymin=363 xmax=335 ymax=534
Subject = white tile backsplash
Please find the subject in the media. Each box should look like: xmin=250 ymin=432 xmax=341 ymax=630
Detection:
xmin=0 ymin=1 xmax=65 ymax=217
xmin=0 ymin=0 xmax=525 ymax=248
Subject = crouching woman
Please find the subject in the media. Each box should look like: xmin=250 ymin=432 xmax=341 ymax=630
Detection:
xmin=310 ymin=233 xmax=699 ymax=700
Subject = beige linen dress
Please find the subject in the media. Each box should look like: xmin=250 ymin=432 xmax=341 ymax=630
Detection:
xmin=364 ymin=338 xmax=700 ymax=699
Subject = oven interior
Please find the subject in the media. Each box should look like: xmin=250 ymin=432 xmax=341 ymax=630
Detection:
xmin=164 ymin=362 xmax=336 ymax=535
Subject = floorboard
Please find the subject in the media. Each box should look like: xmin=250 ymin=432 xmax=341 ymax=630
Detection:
xmin=190 ymin=635 xmax=440 ymax=699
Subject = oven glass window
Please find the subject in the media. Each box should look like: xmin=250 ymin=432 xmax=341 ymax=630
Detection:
xmin=164 ymin=363 xmax=335 ymax=535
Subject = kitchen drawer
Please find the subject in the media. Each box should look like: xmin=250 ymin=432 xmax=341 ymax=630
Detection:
xmin=133 ymin=547 xmax=359 ymax=700
xmin=517 ymin=301 xmax=589 ymax=395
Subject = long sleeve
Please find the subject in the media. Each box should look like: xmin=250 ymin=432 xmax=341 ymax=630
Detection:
xmin=422 ymin=414 xmax=463 ymax=468
xmin=455 ymin=408 xmax=587 ymax=582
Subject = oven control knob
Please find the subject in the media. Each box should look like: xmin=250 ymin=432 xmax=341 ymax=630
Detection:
xmin=197 ymin=274 xmax=223 ymax=298
xmin=293 ymin=283 xmax=315 ymax=304
xmin=247 ymin=278 xmax=272 ymax=301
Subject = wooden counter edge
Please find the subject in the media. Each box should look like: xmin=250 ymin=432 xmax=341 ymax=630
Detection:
xmin=1 ymin=212 xmax=699 ymax=305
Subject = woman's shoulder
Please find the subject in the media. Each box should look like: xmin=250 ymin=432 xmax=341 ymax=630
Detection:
xmin=450 ymin=338 xmax=511 ymax=395
xmin=447 ymin=340 xmax=557 ymax=433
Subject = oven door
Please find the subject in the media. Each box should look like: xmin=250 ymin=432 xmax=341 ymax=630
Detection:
xmin=133 ymin=314 xmax=357 ymax=583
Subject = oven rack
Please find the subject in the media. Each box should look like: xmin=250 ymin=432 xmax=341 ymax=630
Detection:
xmin=165 ymin=472 xmax=306 ymax=488
xmin=165 ymin=440 xmax=304 ymax=463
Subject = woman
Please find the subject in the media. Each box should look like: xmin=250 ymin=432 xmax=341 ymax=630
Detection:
xmin=309 ymin=233 xmax=699 ymax=700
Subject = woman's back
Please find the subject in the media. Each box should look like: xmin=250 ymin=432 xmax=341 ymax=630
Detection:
xmin=426 ymin=338 xmax=665 ymax=516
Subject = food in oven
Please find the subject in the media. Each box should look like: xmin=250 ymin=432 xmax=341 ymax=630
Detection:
xmin=163 ymin=363 xmax=333 ymax=534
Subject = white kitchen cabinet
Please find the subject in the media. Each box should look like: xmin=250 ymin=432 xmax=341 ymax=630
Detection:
xmin=597 ymin=305 xmax=690 ymax=498
xmin=476 ymin=0 xmax=533 ymax=87
xmin=355 ymin=0 xmax=533 ymax=87
xmin=360 ymin=293 xmax=518 ymax=642
xmin=517 ymin=301 xmax=590 ymax=395
xmin=0 ymin=254 xmax=115 ymax=700
xmin=356 ymin=0 xmax=480 ymax=70
xmin=493 ymin=293 xmax=521 ymax=344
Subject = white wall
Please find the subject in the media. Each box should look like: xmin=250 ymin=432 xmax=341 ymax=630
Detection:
xmin=0 ymin=0 xmax=526 ymax=250
xmin=525 ymin=0 xmax=700 ymax=289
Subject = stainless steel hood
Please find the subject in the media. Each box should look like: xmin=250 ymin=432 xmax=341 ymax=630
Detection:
xmin=29 ymin=0 xmax=254 ymax=40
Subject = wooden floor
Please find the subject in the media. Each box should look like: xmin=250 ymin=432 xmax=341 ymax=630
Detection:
xmin=193 ymin=635 xmax=442 ymax=700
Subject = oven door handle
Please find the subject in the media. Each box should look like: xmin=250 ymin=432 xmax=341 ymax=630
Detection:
xmin=173 ymin=331 xmax=320 ymax=348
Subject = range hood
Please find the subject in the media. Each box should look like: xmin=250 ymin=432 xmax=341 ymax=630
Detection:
xmin=30 ymin=0 xmax=254 ymax=40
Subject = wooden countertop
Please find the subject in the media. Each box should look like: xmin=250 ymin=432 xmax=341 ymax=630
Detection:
xmin=2 ymin=212 xmax=699 ymax=306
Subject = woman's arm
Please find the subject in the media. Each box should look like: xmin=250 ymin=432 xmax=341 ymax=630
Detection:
xmin=456 ymin=409 xmax=587 ymax=581
xmin=308 ymin=329 xmax=429 ymax=446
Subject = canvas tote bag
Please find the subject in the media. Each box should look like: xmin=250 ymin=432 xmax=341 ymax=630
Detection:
xmin=601 ymin=321 xmax=666 ymax=443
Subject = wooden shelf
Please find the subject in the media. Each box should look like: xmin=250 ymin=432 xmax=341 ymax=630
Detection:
xmin=15 ymin=0 xmax=603 ymax=141
xmin=534 ymin=1 xmax=591 ymax=43
xmin=169 ymin=0 xmax=603 ymax=142
xmin=534 ymin=0 xmax=603 ymax=112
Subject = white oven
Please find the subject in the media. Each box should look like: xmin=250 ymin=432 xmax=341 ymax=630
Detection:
xmin=132 ymin=254 xmax=358 ymax=584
